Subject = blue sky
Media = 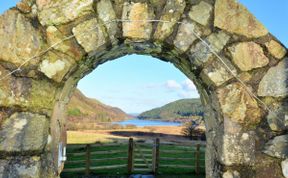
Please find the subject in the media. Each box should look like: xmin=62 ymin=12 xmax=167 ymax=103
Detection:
xmin=78 ymin=55 xmax=198 ymax=113
xmin=1 ymin=1 xmax=287 ymax=113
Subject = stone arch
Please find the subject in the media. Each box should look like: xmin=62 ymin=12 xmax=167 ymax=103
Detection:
xmin=0 ymin=0 xmax=287 ymax=177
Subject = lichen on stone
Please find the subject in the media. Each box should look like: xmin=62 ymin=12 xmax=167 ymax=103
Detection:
xmin=73 ymin=18 xmax=107 ymax=53
xmin=189 ymin=1 xmax=212 ymax=26
xmin=0 ymin=112 xmax=49 ymax=154
xmin=96 ymin=0 xmax=118 ymax=42
xmin=122 ymin=2 xmax=154 ymax=41
xmin=214 ymin=0 xmax=268 ymax=38
xmin=200 ymin=57 xmax=236 ymax=86
xmin=0 ymin=10 xmax=43 ymax=66
xmin=258 ymin=58 xmax=288 ymax=97
xmin=265 ymin=40 xmax=287 ymax=60
xmin=153 ymin=0 xmax=186 ymax=41
xmin=40 ymin=60 xmax=65 ymax=78
xmin=217 ymin=82 xmax=262 ymax=126
xmin=190 ymin=31 xmax=230 ymax=66
xmin=264 ymin=134 xmax=288 ymax=159
xmin=173 ymin=20 xmax=202 ymax=52
xmin=38 ymin=0 xmax=95 ymax=26
xmin=39 ymin=51 xmax=76 ymax=82
xmin=228 ymin=42 xmax=269 ymax=71
xmin=46 ymin=26 xmax=83 ymax=60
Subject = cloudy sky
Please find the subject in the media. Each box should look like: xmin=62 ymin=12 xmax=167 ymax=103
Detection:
xmin=1 ymin=1 xmax=287 ymax=113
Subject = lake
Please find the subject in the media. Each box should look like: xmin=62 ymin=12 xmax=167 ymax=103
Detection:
xmin=115 ymin=119 xmax=182 ymax=127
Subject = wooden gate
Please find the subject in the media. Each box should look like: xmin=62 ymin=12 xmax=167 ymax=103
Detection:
xmin=62 ymin=138 xmax=205 ymax=177
xmin=128 ymin=138 xmax=160 ymax=174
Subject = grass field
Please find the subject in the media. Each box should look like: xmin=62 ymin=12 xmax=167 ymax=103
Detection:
xmin=67 ymin=131 xmax=127 ymax=144
xmin=67 ymin=126 xmax=194 ymax=144
xmin=62 ymin=127 xmax=205 ymax=178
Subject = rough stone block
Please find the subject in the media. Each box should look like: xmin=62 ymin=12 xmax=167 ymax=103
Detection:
xmin=96 ymin=0 xmax=118 ymax=42
xmin=153 ymin=0 xmax=186 ymax=41
xmin=0 ymin=10 xmax=43 ymax=66
xmin=173 ymin=20 xmax=202 ymax=52
xmin=228 ymin=42 xmax=269 ymax=71
xmin=0 ymin=112 xmax=49 ymax=155
xmin=46 ymin=26 xmax=83 ymax=60
xmin=190 ymin=31 xmax=230 ymax=66
xmin=122 ymin=2 xmax=154 ymax=41
xmin=200 ymin=57 xmax=236 ymax=86
xmin=220 ymin=131 xmax=256 ymax=166
xmin=217 ymin=82 xmax=262 ymax=126
xmin=189 ymin=1 xmax=212 ymax=26
xmin=73 ymin=18 xmax=107 ymax=53
xmin=0 ymin=73 xmax=57 ymax=112
xmin=267 ymin=104 xmax=288 ymax=132
xmin=214 ymin=0 xmax=268 ymax=38
xmin=265 ymin=40 xmax=287 ymax=60
xmin=39 ymin=51 xmax=76 ymax=83
xmin=0 ymin=157 xmax=41 ymax=178
xmin=258 ymin=58 xmax=288 ymax=97
xmin=264 ymin=134 xmax=288 ymax=159
xmin=38 ymin=0 xmax=95 ymax=26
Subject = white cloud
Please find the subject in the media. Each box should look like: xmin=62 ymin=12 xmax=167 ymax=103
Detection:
xmin=182 ymin=79 xmax=196 ymax=91
xmin=144 ymin=79 xmax=196 ymax=92
xmin=164 ymin=80 xmax=182 ymax=90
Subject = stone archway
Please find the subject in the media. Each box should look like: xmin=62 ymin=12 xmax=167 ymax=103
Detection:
xmin=0 ymin=0 xmax=287 ymax=177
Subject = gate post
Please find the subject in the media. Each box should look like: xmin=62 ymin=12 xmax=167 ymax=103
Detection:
xmin=85 ymin=144 xmax=91 ymax=176
xmin=152 ymin=138 xmax=160 ymax=174
xmin=195 ymin=144 xmax=200 ymax=175
xmin=128 ymin=138 xmax=134 ymax=174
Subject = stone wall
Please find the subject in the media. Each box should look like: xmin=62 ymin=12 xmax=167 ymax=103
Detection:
xmin=0 ymin=0 xmax=287 ymax=177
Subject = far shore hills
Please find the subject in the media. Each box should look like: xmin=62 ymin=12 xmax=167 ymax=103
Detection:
xmin=66 ymin=89 xmax=204 ymax=129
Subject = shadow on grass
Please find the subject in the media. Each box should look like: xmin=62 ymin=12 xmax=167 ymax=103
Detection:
xmin=108 ymin=131 xmax=190 ymax=142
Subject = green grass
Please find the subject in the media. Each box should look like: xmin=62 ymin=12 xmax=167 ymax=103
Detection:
xmin=61 ymin=143 xmax=205 ymax=178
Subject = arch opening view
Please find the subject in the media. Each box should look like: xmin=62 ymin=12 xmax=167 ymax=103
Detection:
xmin=61 ymin=54 xmax=205 ymax=177
xmin=0 ymin=0 xmax=287 ymax=178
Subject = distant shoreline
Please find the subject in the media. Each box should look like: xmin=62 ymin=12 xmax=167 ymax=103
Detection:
xmin=136 ymin=117 xmax=194 ymax=123
xmin=115 ymin=118 xmax=183 ymax=127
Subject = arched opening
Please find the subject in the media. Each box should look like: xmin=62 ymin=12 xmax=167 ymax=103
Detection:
xmin=61 ymin=54 xmax=205 ymax=177
xmin=45 ymin=34 xmax=225 ymax=177
xmin=52 ymin=40 xmax=214 ymax=171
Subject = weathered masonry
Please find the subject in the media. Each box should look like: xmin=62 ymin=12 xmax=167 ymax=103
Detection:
xmin=0 ymin=0 xmax=287 ymax=177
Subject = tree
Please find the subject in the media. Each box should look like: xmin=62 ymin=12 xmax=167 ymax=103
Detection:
xmin=182 ymin=120 xmax=206 ymax=141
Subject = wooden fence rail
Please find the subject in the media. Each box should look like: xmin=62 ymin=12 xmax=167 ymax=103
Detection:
xmin=62 ymin=138 xmax=205 ymax=175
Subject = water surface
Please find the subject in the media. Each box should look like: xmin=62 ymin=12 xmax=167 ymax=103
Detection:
xmin=116 ymin=119 xmax=182 ymax=127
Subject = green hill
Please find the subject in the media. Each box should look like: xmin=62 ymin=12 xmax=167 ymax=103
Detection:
xmin=67 ymin=89 xmax=130 ymax=123
xmin=138 ymin=99 xmax=204 ymax=122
